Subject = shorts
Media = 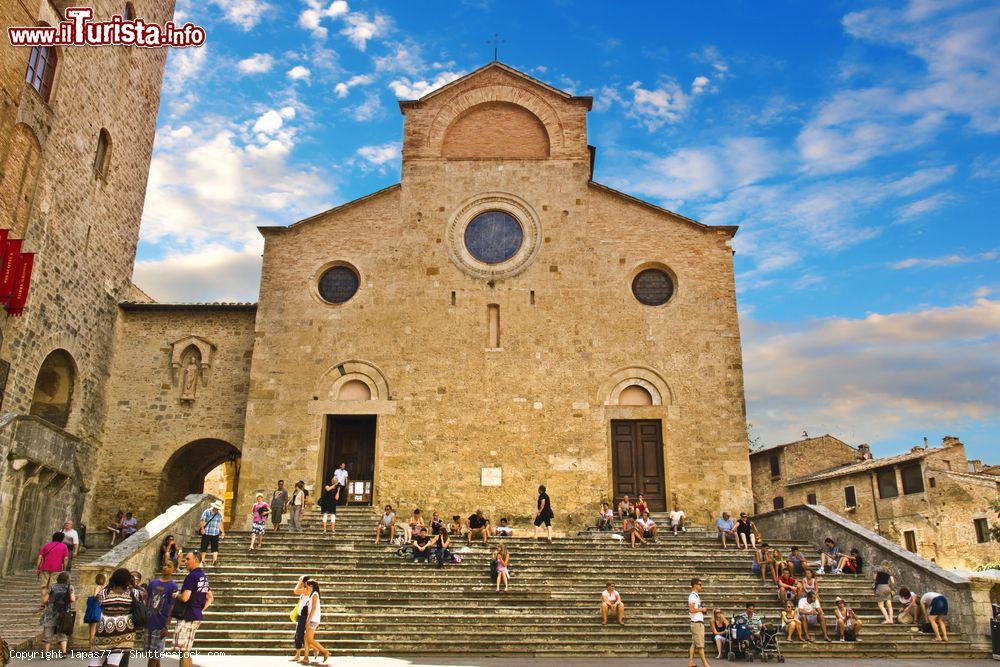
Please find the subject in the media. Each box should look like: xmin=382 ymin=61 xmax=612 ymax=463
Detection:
xmin=805 ymin=615 xmax=821 ymax=625
xmin=322 ymin=513 xmax=336 ymax=522
xmin=38 ymin=571 xmax=58 ymax=588
xmin=173 ymin=620 xmax=201 ymax=653
xmin=251 ymin=521 xmax=266 ymax=535
xmin=751 ymin=563 xmax=761 ymax=574
xmin=690 ymin=621 xmax=705 ymax=648
xmin=534 ymin=515 xmax=552 ymax=527
xmin=643 ymin=530 xmax=654 ymax=539
xmin=842 ymin=562 xmax=857 ymax=574
xmin=309 ymin=621 xmax=320 ymax=630
xmin=271 ymin=509 xmax=284 ymax=525
xmin=929 ymin=595 xmax=948 ymax=616
xmin=42 ymin=624 xmax=67 ymax=643
xmin=143 ymin=627 xmax=168 ymax=653
xmin=875 ymin=584 xmax=892 ymax=602
xmin=200 ymin=534 xmax=220 ymax=553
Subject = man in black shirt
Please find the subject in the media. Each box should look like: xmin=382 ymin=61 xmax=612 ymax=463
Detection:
xmin=467 ymin=509 xmax=492 ymax=545
xmin=412 ymin=528 xmax=432 ymax=562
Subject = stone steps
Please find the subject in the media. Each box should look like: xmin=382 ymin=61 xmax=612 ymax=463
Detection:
xmin=165 ymin=507 xmax=983 ymax=659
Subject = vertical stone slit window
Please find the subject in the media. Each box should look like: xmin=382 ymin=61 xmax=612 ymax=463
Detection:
xmin=487 ymin=303 xmax=500 ymax=348
xmin=94 ymin=129 xmax=112 ymax=180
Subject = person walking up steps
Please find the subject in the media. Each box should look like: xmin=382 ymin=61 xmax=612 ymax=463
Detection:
xmin=333 ymin=462 xmax=349 ymax=505
xmin=533 ymin=485 xmax=554 ymax=542
xmin=289 ymin=482 xmax=306 ymax=532
xmin=270 ymin=480 xmax=289 ymax=532
xmin=688 ymin=577 xmax=710 ymax=667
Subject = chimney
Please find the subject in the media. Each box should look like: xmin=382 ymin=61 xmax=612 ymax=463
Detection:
xmin=857 ymin=443 xmax=872 ymax=461
xmin=923 ymin=436 xmax=928 ymax=448
xmin=942 ymin=436 xmax=961 ymax=447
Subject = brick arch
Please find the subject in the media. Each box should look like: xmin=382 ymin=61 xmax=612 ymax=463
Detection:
xmin=316 ymin=360 xmax=390 ymax=402
xmin=598 ymin=366 xmax=674 ymax=407
xmin=427 ymin=85 xmax=565 ymax=158
xmin=22 ymin=334 xmax=86 ymax=432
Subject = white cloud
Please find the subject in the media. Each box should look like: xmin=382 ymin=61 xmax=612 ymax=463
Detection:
xmin=626 ymin=80 xmax=691 ymax=130
xmin=237 ymin=53 xmax=274 ymax=75
xmin=349 ymin=90 xmax=384 ymax=121
xmin=744 ymin=298 xmax=1000 ymax=447
xmin=252 ymin=110 xmax=285 ymax=134
xmin=334 ymin=73 xmax=374 ymax=98
xmin=164 ymin=46 xmax=207 ymax=95
xmin=340 ymin=10 xmax=390 ymax=51
xmin=890 ymin=251 xmax=998 ymax=270
xmin=373 ymin=41 xmax=425 ymax=74
xmin=298 ymin=0 xmax=349 ymax=39
xmin=356 ymin=141 xmax=401 ymax=169
xmin=895 ymin=192 xmax=952 ymax=222
xmin=134 ymin=245 xmax=263 ymax=303
xmin=287 ymin=65 xmax=311 ymax=82
xmin=209 ymin=0 xmax=271 ymax=30
xmin=388 ymin=70 xmax=463 ymax=99
xmin=691 ymin=76 xmax=710 ymax=94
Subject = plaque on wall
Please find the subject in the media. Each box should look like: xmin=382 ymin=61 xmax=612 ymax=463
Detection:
xmin=481 ymin=466 xmax=502 ymax=487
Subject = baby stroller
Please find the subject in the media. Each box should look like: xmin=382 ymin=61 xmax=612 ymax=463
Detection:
xmin=749 ymin=618 xmax=784 ymax=663
xmin=726 ymin=614 xmax=753 ymax=661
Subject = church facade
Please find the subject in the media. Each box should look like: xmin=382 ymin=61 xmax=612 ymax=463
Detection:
xmin=93 ymin=62 xmax=753 ymax=530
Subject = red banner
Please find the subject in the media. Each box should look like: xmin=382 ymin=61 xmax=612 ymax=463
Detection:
xmin=0 ymin=238 xmax=22 ymax=302
xmin=5 ymin=252 xmax=34 ymax=316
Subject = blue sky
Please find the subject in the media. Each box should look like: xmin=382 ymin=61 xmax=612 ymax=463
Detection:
xmin=135 ymin=0 xmax=999 ymax=463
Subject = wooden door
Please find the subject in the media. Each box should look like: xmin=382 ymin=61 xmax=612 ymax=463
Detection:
xmin=326 ymin=416 xmax=376 ymax=501
xmin=611 ymin=419 xmax=666 ymax=510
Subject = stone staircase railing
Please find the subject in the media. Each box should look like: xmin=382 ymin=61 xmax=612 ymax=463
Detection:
xmin=70 ymin=493 xmax=216 ymax=642
xmin=754 ymin=503 xmax=995 ymax=650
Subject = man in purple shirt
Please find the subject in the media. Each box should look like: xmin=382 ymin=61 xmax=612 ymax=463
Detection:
xmin=144 ymin=561 xmax=179 ymax=667
xmin=35 ymin=532 xmax=69 ymax=602
xmin=174 ymin=550 xmax=213 ymax=667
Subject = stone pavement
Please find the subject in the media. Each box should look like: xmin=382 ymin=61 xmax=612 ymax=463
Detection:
xmin=5 ymin=654 xmax=998 ymax=666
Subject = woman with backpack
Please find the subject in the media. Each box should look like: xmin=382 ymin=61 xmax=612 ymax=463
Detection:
xmin=88 ymin=567 xmax=139 ymax=667
xmin=40 ymin=571 xmax=75 ymax=657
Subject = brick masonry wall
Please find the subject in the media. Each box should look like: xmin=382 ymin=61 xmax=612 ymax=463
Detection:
xmin=91 ymin=307 xmax=255 ymax=525
xmin=236 ymin=67 xmax=752 ymax=526
xmin=749 ymin=435 xmax=857 ymax=511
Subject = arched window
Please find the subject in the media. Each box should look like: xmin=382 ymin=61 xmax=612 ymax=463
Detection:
xmin=338 ymin=379 xmax=372 ymax=401
xmin=123 ymin=2 xmax=136 ymax=20
xmin=29 ymin=350 xmax=76 ymax=428
xmin=618 ymin=384 xmax=653 ymax=406
xmin=94 ymin=129 xmax=112 ymax=180
xmin=25 ymin=44 xmax=57 ymax=102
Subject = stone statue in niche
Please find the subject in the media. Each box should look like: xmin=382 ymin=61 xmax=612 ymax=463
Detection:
xmin=181 ymin=358 xmax=200 ymax=400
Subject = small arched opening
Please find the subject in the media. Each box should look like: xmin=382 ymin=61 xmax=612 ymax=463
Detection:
xmin=618 ymin=384 xmax=653 ymax=406
xmin=338 ymin=379 xmax=372 ymax=401
xmin=29 ymin=349 xmax=76 ymax=429
xmin=159 ymin=439 xmax=241 ymax=520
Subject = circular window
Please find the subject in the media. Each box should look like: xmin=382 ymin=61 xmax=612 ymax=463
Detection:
xmin=632 ymin=268 xmax=674 ymax=306
xmin=317 ymin=265 xmax=359 ymax=304
xmin=463 ymin=210 xmax=523 ymax=264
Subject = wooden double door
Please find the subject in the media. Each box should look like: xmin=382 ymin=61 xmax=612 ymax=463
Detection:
xmin=611 ymin=419 xmax=667 ymax=511
xmin=325 ymin=415 xmax=376 ymax=502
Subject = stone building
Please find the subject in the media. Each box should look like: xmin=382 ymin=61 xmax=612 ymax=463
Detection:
xmin=0 ymin=0 xmax=174 ymax=572
xmin=750 ymin=435 xmax=999 ymax=570
xmin=91 ymin=62 xmax=753 ymax=530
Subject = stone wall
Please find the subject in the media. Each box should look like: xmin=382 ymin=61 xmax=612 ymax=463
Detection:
xmin=91 ymin=305 xmax=255 ymax=526
xmin=0 ymin=0 xmax=174 ymax=566
xmin=749 ymin=435 xmax=857 ymax=513
xmin=755 ymin=504 xmax=994 ymax=648
xmin=236 ymin=65 xmax=752 ymax=527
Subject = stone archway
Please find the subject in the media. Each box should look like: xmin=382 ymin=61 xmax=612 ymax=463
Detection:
xmin=29 ymin=349 xmax=76 ymax=429
xmin=159 ymin=439 xmax=241 ymax=516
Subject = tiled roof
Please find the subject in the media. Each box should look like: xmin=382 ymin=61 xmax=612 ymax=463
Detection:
xmin=786 ymin=448 xmax=933 ymax=486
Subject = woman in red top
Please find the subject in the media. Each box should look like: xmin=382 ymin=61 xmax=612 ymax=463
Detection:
xmin=635 ymin=495 xmax=649 ymax=517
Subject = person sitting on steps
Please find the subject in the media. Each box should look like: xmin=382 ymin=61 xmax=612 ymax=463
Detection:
xmin=833 ymin=596 xmax=863 ymax=642
xmin=623 ymin=515 xmax=645 ymax=548
xmin=448 ymin=515 xmax=464 ymax=537
xmin=467 ymin=509 xmax=491 ymax=545
xmin=404 ymin=508 xmax=424 ymax=542
xmin=617 ymin=496 xmax=634 ymax=521
xmin=637 ymin=511 xmax=657 ymax=542
xmin=716 ymin=511 xmax=736 ymax=548
xmin=601 ymin=582 xmax=624 ymax=626
xmin=495 ymin=517 xmax=513 ymax=537
xmin=374 ymin=505 xmax=396 ymax=545
xmin=669 ymin=503 xmax=686 ymax=535
xmin=411 ymin=527 xmax=433 ymax=563
xmin=597 ymin=502 xmax=614 ymax=531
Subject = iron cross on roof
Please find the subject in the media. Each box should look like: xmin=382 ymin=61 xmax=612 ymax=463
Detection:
xmin=487 ymin=33 xmax=505 ymax=61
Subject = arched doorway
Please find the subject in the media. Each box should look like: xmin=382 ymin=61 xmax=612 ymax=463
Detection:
xmin=159 ymin=439 xmax=241 ymax=525
xmin=29 ymin=349 xmax=76 ymax=429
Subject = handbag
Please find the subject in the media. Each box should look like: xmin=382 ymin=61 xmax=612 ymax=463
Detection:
xmin=130 ymin=589 xmax=147 ymax=629
xmin=170 ymin=597 xmax=187 ymax=620
xmin=56 ymin=609 xmax=76 ymax=635
xmin=289 ymin=604 xmax=299 ymax=624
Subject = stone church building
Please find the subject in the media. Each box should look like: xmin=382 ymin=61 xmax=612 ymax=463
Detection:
xmin=0 ymin=42 xmax=753 ymax=565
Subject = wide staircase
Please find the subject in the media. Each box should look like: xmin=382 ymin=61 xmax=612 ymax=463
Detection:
xmin=0 ymin=546 xmax=109 ymax=649
xmin=189 ymin=506 xmax=984 ymax=658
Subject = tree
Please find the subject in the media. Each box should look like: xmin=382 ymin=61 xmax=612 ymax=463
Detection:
xmin=747 ymin=422 xmax=764 ymax=453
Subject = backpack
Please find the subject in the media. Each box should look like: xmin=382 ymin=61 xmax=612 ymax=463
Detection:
xmin=130 ymin=588 xmax=148 ymax=630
